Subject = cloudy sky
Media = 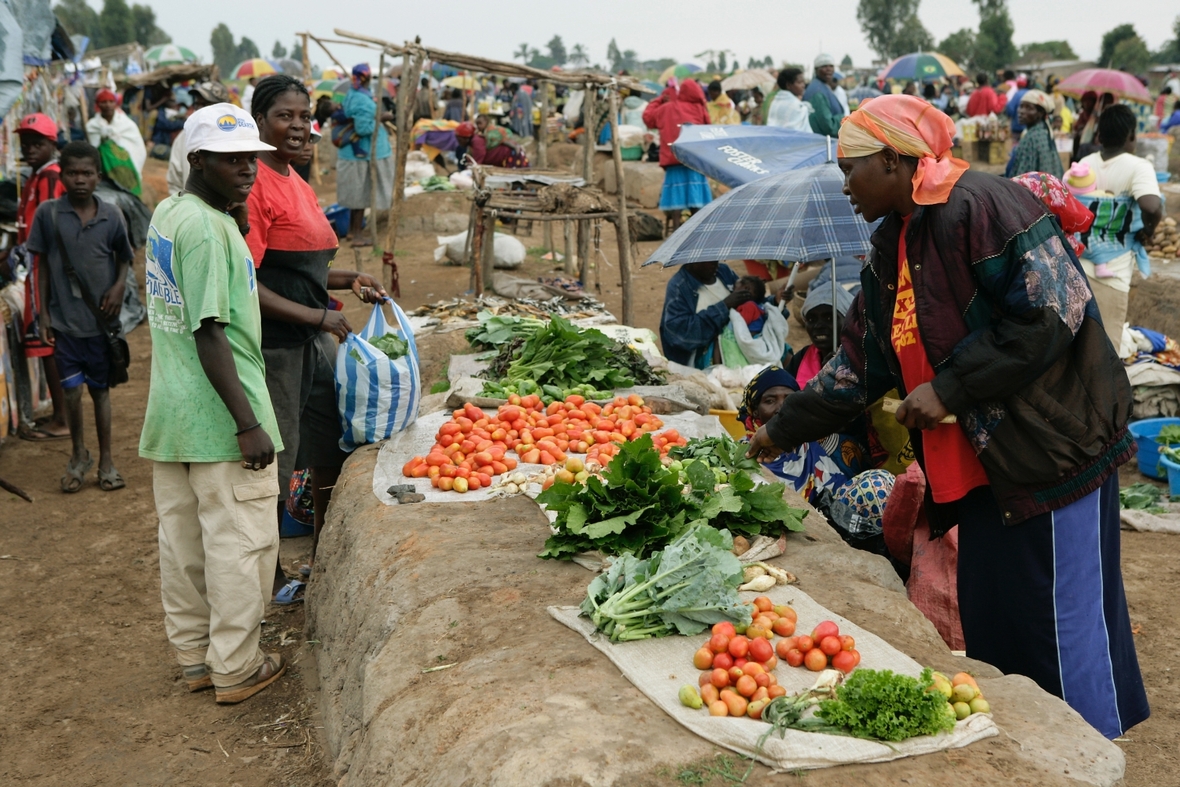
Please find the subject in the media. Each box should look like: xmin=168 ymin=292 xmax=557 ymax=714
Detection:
xmin=153 ymin=0 xmax=1176 ymax=72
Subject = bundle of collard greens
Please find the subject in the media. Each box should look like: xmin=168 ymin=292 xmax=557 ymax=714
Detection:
xmin=538 ymin=434 xmax=806 ymax=560
xmin=465 ymin=311 xmax=546 ymax=350
xmin=580 ymin=525 xmax=753 ymax=641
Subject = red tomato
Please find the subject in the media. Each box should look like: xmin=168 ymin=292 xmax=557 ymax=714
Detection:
xmin=820 ymin=636 xmax=843 ymax=657
xmin=708 ymin=701 xmax=729 ymax=717
xmin=731 ymin=657 xmax=747 ymax=669
xmin=776 ymin=637 xmax=797 ymax=659
xmin=811 ymin=620 xmax=840 ymax=642
xmin=795 ymin=635 xmax=815 ymax=653
xmin=698 ymin=671 xmax=713 ymax=688
xmin=772 ymin=618 xmax=796 ymax=637
xmin=768 ymin=685 xmax=787 ymax=699
xmin=831 ymin=650 xmax=857 ymax=673
xmin=712 ymin=652 xmax=734 ymax=671
xmin=727 ymin=666 xmax=745 ymax=683
xmin=804 ymin=648 xmax=829 ymax=672
xmin=761 ymin=656 xmax=778 ymax=672
xmin=735 ymin=675 xmax=757 ymax=698
xmin=692 ymin=648 xmax=714 ymax=670
xmin=753 ymin=596 xmax=773 ymax=613
xmin=784 ymin=649 xmax=805 ymax=668
xmin=753 ymin=673 xmax=771 ymax=689
xmin=711 ymin=621 xmax=736 ymax=638
xmin=700 ymin=684 xmax=720 ymax=706
xmin=741 ymin=661 xmax=763 ymax=678
xmin=850 ymin=649 xmax=861 ymax=668
xmin=727 ymin=635 xmax=750 ymax=659
xmin=748 ymin=637 xmax=774 ymax=663
xmin=708 ymin=633 xmax=730 ymax=654
xmin=722 ymin=692 xmax=748 ymax=718
xmin=840 ymin=635 xmax=856 ymax=651
xmin=710 ymin=668 xmax=731 ymax=689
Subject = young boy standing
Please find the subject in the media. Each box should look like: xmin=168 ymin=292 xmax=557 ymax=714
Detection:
xmin=26 ymin=141 xmax=133 ymax=492
xmin=16 ymin=113 xmax=70 ymax=441
xmin=140 ymin=103 xmax=286 ymax=703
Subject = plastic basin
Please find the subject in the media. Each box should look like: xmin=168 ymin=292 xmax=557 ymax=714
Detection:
xmin=1160 ymin=454 xmax=1180 ymax=496
xmin=709 ymin=409 xmax=746 ymax=440
xmin=1128 ymin=417 xmax=1180 ymax=479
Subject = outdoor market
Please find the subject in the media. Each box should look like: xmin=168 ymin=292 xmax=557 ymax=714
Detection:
xmin=2 ymin=1 xmax=1180 ymax=785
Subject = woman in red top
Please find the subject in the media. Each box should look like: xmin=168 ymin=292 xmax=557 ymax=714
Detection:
xmin=246 ymin=75 xmax=387 ymax=601
xmin=642 ymin=80 xmax=712 ymax=231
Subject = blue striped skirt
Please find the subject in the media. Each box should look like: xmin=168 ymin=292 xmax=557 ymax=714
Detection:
xmin=659 ymin=164 xmax=712 ymax=211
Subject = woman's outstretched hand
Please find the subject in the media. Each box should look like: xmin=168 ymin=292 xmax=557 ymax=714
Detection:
xmin=745 ymin=425 xmax=783 ymax=463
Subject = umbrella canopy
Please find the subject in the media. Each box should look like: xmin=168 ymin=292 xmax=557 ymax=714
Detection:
xmin=442 ymin=75 xmax=481 ymax=90
xmin=671 ymin=125 xmax=832 ymax=188
xmin=1055 ymin=68 xmax=1151 ymax=104
xmin=321 ymin=67 xmax=345 ymax=80
xmin=657 ymin=63 xmax=703 ymax=84
xmin=635 ymin=80 xmax=664 ymax=97
xmin=644 ymin=163 xmax=879 ymax=267
xmin=312 ymin=78 xmax=350 ymax=100
xmin=720 ymin=68 xmax=774 ymax=92
xmin=849 ymin=85 xmax=883 ymax=101
xmin=879 ymin=52 xmax=964 ymax=82
xmin=271 ymin=57 xmax=303 ymax=76
xmin=144 ymin=44 xmax=197 ymax=67
xmin=232 ymin=58 xmax=277 ymax=80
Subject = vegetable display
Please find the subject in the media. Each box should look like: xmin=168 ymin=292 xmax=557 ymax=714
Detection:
xmin=774 ymin=618 xmax=862 ymax=674
xmin=478 ymin=314 xmax=664 ymax=404
xmin=464 ymin=311 xmax=545 ymax=350
xmin=538 ymin=434 xmax=806 ymax=560
xmin=580 ymin=526 xmax=753 ymax=641
xmin=668 ymin=436 xmax=762 ymax=477
xmin=1155 ymin=424 xmax=1180 ymax=446
xmin=1119 ymin=482 xmax=1167 ymax=513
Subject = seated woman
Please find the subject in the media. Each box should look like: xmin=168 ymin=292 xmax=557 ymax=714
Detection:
xmin=455 ymin=118 xmax=529 ymax=169
xmin=785 ymin=282 xmax=854 ymax=385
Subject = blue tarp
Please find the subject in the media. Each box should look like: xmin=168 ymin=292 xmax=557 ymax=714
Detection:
xmin=670 ymin=125 xmax=835 ymax=188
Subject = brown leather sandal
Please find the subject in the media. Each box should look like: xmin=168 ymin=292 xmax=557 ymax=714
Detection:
xmin=214 ymin=653 xmax=286 ymax=704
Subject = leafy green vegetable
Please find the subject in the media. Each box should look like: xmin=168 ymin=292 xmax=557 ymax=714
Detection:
xmin=1119 ymin=482 xmax=1167 ymax=513
xmin=579 ymin=525 xmax=753 ymax=641
xmin=478 ymin=314 xmax=664 ymax=403
xmin=670 ymin=436 xmax=762 ymax=476
xmin=368 ymin=332 xmax=410 ymax=360
xmin=1156 ymin=425 xmax=1180 ymax=445
xmin=465 ymin=311 xmax=546 ymax=350
xmin=815 ymin=669 xmax=955 ymax=741
xmin=537 ymin=434 xmax=806 ymax=560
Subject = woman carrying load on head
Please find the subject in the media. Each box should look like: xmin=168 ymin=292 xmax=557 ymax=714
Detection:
xmin=746 ymin=94 xmax=1148 ymax=739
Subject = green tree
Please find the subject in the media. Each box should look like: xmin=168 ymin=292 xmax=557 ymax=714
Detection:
xmin=840 ymin=54 xmax=854 ymax=69
xmin=272 ymin=40 xmax=287 ymax=59
xmin=718 ymin=51 xmax=728 ymax=72
xmin=972 ymin=0 xmax=1016 ymax=73
xmin=236 ymin=36 xmax=260 ymax=63
xmin=1109 ymin=35 xmax=1150 ymax=73
xmin=1018 ymin=40 xmax=1076 ymax=62
xmin=291 ymin=41 xmax=304 ymax=64
xmin=131 ymin=4 xmax=169 ymax=46
xmin=607 ymin=38 xmax=622 ymax=71
xmin=939 ymin=28 xmax=976 ymax=70
xmin=514 ymin=42 xmax=532 ymax=63
xmin=1154 ymin=16 xmax=1180 ymax=63
xmin=55 ymin=0 xmax=99 ymax=42
xmin=569 ymin=44 xmax=588 ymax=67
xmin=210 ymin=23 xmax=237 ymax=75
xmin=857 ymin=0 xmax=931 ymax=60
xmin=546 ymin=35 xmax=567 ymax=66
xmin=98 ymin=0 xmax=135 ymax=47
xmin=1099 ymin=24 xmax=1137 ymax=68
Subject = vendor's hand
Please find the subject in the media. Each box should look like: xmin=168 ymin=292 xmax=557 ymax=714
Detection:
xmin=238 ymin=427 xmax=276 ymax=470
xmin=39 ymin=320 xmax=54 ymax=347
xmin=319 ymin=309 xmax=352 ymax=342
xmin=895 ymin=382 xmax=950 ymax=430
xmin=100 ymin=279 xmax=125 ymax=319
xmin=225 ymin=200 xmax=249 ymax=231
xmin=351 ymin=273 xmax=388 ymax=304
xmin=724 ymin=290 xmax=754 ymax=310
xmin=745 ymin=425 xmax=784 ymax=464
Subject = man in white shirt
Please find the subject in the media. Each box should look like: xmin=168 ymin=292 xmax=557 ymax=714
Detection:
xmin=167 ymin=81 xmax=230 ymax=195
xmin=241 ymin=77 xmax=257 ymax=116
xmin=1077 ymin=104 xmax=1163 ymax=348
xmin=765 ymin=68 xmax=812 ymax=131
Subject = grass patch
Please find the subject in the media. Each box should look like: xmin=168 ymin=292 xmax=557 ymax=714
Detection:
xmin=671 ymin=753 xmax=752 ymax=785
xmin=527 ymin=246 xmax=549 ymax=256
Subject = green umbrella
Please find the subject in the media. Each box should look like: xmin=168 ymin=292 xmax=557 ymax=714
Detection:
xmin=145 ymin=44 xmax=198 ymax=67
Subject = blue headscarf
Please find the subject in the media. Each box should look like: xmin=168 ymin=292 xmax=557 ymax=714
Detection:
xmin=738 ymin=366 xmax=799 ymax=433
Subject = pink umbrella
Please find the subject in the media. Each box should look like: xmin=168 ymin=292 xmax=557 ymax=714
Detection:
xmin=1055 ymin=68 xmax=1151 ymax=104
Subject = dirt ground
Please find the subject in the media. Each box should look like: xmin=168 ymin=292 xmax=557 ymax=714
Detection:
xmin=2 ymin=152 xmax=1179 ymax=786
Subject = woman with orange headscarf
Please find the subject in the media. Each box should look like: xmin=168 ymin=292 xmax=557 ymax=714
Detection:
xmin=746 ymin=95 xmax=1147 ymax=740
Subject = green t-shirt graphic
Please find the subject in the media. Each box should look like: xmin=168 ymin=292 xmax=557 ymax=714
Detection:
xmin=139 ymin=194 xmax=283 ymax=463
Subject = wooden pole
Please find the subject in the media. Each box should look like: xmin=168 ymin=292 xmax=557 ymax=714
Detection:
xmin=538 ymin=80 xmax=552 ymax=254
xmin=480 ymin=211 xmax=496 ymax=295
xmin=300 ymin=33 xmax=310 ymax=79
xmin=580 ymin=84 xmax=597 ymax=290
xmin=471 ymin=206 xmax=486 ymax=296
xmin=607 ymin=89 xmax=634 ymax=326
xmin=383 ymin=48 xmax=424 ymax=286
xmin=563 ymin=219 xmax=573 ymax=275
xmin=307 ymin=33 xmax=348 ymax=74
xmin=368 ymin=52 xmax=385 ymax=249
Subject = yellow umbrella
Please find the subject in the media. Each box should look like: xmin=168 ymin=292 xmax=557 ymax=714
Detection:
xmin=442 ymin=75 xmax=482 ymax=90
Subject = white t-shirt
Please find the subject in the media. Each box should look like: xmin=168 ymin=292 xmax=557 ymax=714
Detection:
xmin=1078 ymin=151 xmax=1160 ymax=292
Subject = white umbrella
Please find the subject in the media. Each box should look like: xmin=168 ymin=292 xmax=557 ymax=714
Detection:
xmin=721 ymin=69 xmax=775 ymax=91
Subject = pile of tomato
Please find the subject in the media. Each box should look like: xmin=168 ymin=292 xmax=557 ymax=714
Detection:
xmin=401 ymin=394 xmax=689 ymax=494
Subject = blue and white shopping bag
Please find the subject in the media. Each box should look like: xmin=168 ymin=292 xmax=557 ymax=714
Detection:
xmin=335 ymin=300 xmax=421 ymax=450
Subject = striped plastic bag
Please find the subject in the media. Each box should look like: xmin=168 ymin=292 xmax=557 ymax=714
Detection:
xmin=334 ymin=300 xmax=421 ymax=451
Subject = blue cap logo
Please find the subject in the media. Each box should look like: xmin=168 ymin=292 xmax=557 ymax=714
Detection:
xmin=216 ymin=114 xmax=238 ymax=131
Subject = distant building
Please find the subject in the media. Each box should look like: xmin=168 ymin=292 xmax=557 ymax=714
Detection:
xmin=1008 ymin=59 xmax=1096 ymax=82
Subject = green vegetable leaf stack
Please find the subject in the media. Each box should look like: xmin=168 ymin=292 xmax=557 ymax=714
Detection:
xmin=816 ymin=668 xmax=956 ymax=741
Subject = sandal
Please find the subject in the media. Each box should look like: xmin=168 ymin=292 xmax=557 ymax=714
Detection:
xmin=98 ymin=466 xmax=126 ymax=491
xmin=60 ymin=451 xmax=94 ymax=493
xmin=21 ymin=425 xmax=70 ymax=442
xmin=183 ymin=664 xmax=213 ymax=692
xmin=215 ymin=653 xmax=286 ymax=704
xmin=298 ymin=564 xmax=312 ymax=579
xmin=272 ymin=579 xmax=306 ymax=606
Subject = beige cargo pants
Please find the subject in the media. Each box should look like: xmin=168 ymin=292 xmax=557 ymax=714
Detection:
xmin=154 ymin=461 xmax=279 ymax=687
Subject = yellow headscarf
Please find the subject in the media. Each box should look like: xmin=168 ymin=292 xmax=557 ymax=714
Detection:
xmin=837 ymin=95 xmax=969 ymax=205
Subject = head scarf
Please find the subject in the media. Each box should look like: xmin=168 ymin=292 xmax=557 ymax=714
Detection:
xmin=351 ymin=62 xmax=371 ymax=89
xmin=814 ymin=53 xmax=835 ymax=68
xmin=1010 ymin=172 xmax=1094 ymax=258
xmin=836 ymin=94 xmax=969 ymax=206
xmin=737 ymin=366 xmax=799 ymax=434
xmin=802 ymin=282 xmax=855 ymax=317
xmin=95 ymin=88 xmax=117 ymax=104
xmin=455 ymin=121 xmax=475 ymax=138
xmin=1019 ymin=89 xmax=1055 ymax=116
xmin=832 ymin=469 xmax=895 ymax=538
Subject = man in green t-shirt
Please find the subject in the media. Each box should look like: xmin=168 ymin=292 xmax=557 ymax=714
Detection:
xmin=140 ymin=103 xmax=287 ymax=704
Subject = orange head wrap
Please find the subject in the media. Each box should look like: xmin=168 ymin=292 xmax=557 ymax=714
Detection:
xmin=836 ymin=94 xmax=969 ymax=206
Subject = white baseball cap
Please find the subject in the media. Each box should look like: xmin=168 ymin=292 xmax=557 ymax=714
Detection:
xmin=184 ymin=103 xmax=276 ymax=155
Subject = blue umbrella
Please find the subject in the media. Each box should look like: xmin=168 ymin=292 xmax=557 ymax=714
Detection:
xmin=644 ymin=163 xmax=878 ymax=267
xmin=670 ymin=125 xmax=832 ymax=188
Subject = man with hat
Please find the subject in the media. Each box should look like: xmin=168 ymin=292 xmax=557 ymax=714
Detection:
xmin=803 ymin=54 xmax=844 ymax=137
xmin=167 ymin=81 xmax=231 ymax=195
xmin=140 ymin=103 xmax=287 ymax=704
xmin=15 ymin=113 xmax=71 ymax=441
xmin=1005 ymin=89 xmax=1064 ymax=179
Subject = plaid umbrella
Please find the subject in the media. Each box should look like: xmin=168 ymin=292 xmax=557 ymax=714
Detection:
xmin=644 ymin=162 xmax=879 ymax=267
